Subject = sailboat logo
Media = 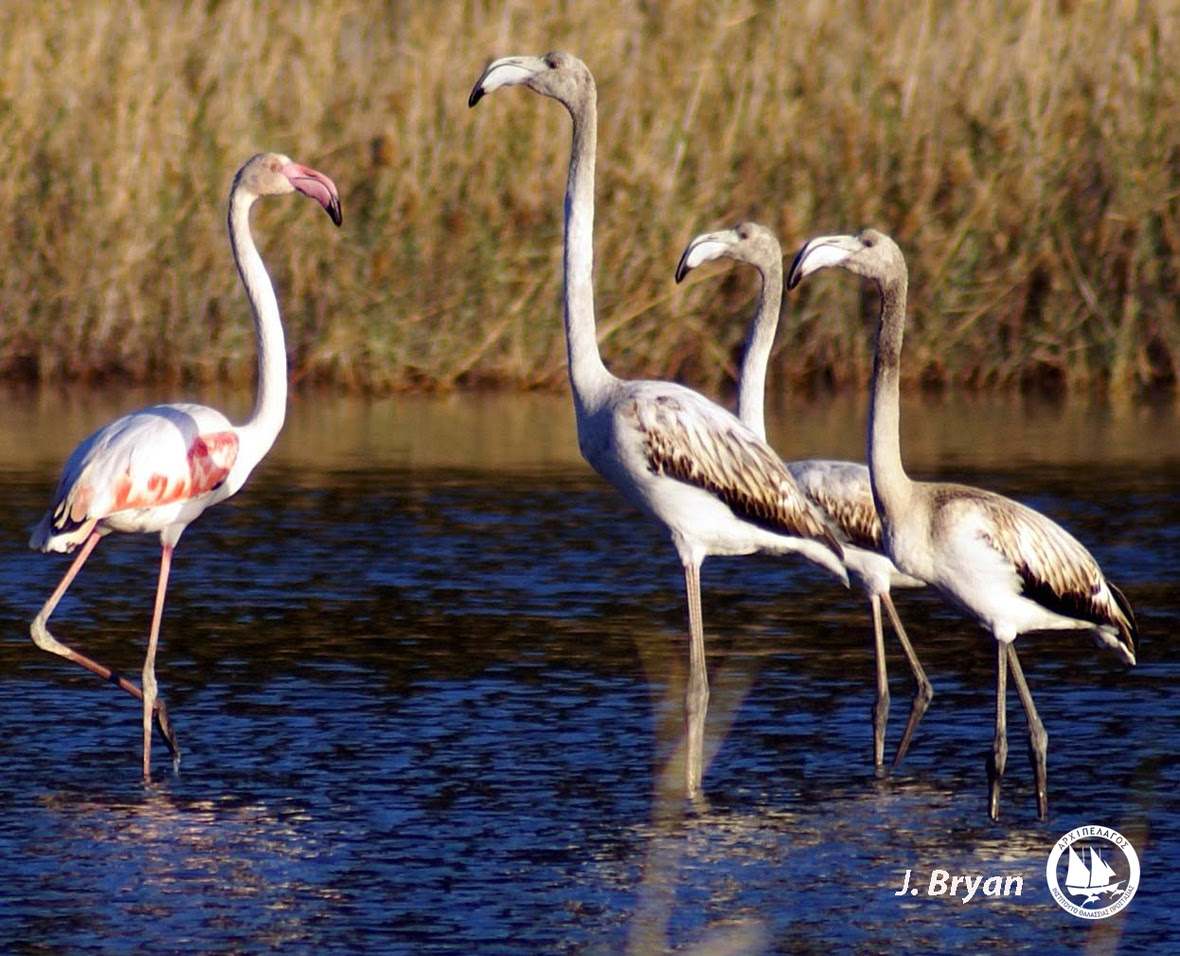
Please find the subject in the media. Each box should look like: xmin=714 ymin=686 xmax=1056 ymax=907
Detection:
xmin=1064 ymin=845 xmax=1123 ymax=905
xmin=1046 ymin=826 xmax=1139 ymax=919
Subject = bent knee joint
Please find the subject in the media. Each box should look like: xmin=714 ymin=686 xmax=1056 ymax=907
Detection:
xmin=30 ymin=617 xmax=70 ymax=656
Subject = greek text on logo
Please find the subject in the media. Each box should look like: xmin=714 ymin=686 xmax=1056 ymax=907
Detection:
xmin=1046 ymin=825 xmax=1139 ymax=919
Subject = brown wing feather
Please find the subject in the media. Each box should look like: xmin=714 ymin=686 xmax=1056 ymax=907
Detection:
xmin=966 ymin=487 xmax=1138 ymax=657
xmin=793 ymin=472 xmax=882 ymax=551
xmin=630 ymin=395 xmax=843 ymax=560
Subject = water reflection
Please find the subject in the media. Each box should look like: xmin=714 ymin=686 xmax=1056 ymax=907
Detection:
xmin=4 ymin=386 xmax=1180 ymax=474
xmin=0 ymin=392 xmax=1177 ymax=955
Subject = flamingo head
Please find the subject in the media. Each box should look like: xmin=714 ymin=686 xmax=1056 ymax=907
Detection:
xmin=468 ymin=51 xmax=594 ymax=113
xmin=786 ymin=229 xmax=903 ymax=290
xmin=236 ymin=152 xmax=342 ymax=226
xmin=675 ymin=222 xmax=781 ymax=283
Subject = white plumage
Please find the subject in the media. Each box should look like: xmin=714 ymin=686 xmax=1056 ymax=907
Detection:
xmin=32 ymin=404 xmax=239 ymax=548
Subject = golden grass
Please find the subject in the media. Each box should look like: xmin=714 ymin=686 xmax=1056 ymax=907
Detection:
xmin=1 ymin=0 xmax=1177 ymax=397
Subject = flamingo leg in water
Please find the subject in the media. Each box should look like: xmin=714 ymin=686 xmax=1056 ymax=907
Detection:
xmin=883 ymin=592 xmax=933 ymax=767
xmin=141 ymin=544 xmax=174 ymax=778
xmin=30 ymin=530 xmax=180 ymax=759
xmin=987 ymin=642 xmax=1009 ymax=820
xmin=1006 ymin=644 xmax=1049 ymax=820
xmin=870 ymin=594 xmax=890 ymax=768
xmin=683 ymin=559 xmax=709 ymax=799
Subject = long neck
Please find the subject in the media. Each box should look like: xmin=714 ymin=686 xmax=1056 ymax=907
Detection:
xmin=868 ymin=277 xmax=914 ymax=518
xmin=228 ymin=187 xmax=287 ymax=478
xmin=562 ymin=88 xmax=612 ymax=410
xmin=736 ymin=255 xmax=783 ymax=442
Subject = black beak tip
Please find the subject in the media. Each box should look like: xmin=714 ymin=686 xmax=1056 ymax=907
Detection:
xmin=468 ymin=86 xmax=485 ymax=109
xmin=786 ymin=251 xmax=807 ymax=290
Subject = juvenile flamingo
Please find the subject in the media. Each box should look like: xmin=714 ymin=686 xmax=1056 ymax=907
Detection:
xmin=787 ymin=228 xmax=1137 ymax=819
xmin=676 ymin=222 xmax=932 ymax=768
xmin=469 ymin=52 xmax=847 ymax=797
xmin=29 ymin=152 xmax=342 ymax=777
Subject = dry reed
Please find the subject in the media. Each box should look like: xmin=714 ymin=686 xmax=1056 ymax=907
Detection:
xmin=1 ymin=0 xmax=1177 ymax=398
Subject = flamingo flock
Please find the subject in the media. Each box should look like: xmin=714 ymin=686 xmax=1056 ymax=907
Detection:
xmin=21 ymin=52 xmax=1137 ymax=822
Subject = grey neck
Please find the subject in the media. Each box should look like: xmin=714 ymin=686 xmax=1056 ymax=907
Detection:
xmin=736 ymin=254 xmax=784 ymax=442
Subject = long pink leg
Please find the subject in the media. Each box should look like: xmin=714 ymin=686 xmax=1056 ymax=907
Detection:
xmin=141 ymin=544 xmax=174 ymax=778
xmin=30 ymin=530 xmax=180 ymax=759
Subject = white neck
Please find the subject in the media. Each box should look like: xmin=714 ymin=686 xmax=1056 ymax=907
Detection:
xmin=735 ymin=255 xmax=783 ymax=442
xmin=561 ymin=87 xmax=613 ymax=412
xmin=227 ymin=186 xmax=287 ymax=482
xmin=868 ymin=277 xmax=914 ymax=518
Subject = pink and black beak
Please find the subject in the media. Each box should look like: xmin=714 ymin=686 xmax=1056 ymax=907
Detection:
xmin=283 ymin=162 xmax=343 ymax=226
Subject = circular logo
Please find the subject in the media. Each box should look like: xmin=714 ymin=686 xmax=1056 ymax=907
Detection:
xmin=1046 ymin=825 xmax=1139 ymax=919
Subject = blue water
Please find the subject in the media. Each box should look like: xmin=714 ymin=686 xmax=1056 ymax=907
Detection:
xmin=0 ymin=397 xmax=1176 ymax=955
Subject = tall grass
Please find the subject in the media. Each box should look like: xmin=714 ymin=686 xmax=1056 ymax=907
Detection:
xmin=1 ymin=0 xmax=1177 ymax=397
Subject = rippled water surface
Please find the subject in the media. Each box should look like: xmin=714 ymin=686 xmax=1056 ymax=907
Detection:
xmin=0 ymin=391 xmax=1177 ymax=955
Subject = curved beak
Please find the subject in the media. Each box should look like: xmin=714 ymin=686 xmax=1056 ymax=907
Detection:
xmin=282 ymin=162 xmax=342 ymax=226
xmin=786 ymin=234 xmax=861 ymax=290
xmin=674 ymin=229 xmax=740 ymax=283
xmin=468 ymin=55 xmax=548 ymax=107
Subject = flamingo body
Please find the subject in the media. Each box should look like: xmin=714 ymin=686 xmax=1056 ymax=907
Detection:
xmin=785 ymin=459 xmax=924 ymax=591
xmin=890 ymin=482 xmax=1136 ymax=658
xmin=32 ymin=405 xmax=240 ymax=551
xmin=580 ymin=381 xmax=845 ymax=570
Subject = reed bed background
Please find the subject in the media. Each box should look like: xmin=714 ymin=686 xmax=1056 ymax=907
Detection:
xmin=1 ymin=0 xmax=1177 ymax=398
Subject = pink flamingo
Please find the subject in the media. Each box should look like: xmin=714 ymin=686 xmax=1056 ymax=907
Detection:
xmin=28 ymin=152 xmax=341 ymax=777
